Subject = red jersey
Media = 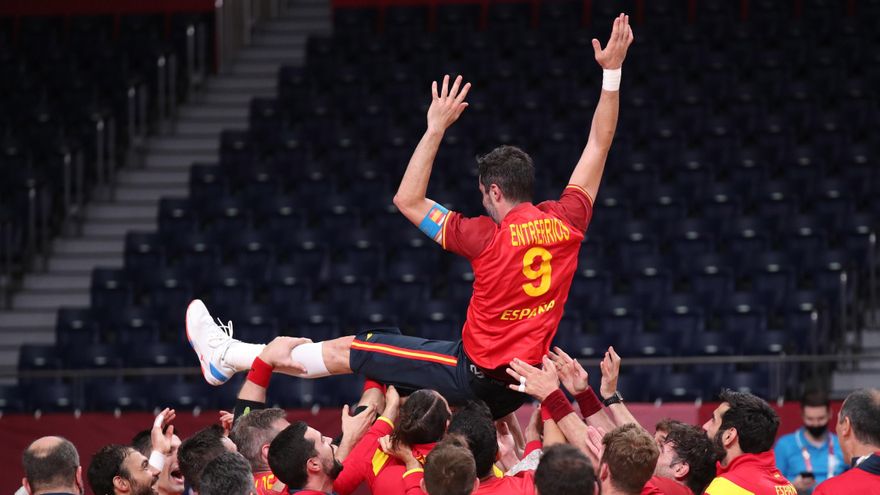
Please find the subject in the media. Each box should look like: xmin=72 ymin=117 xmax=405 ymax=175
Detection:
xmin=642 ymin=475 xmax=693 ymax=495
xmin=254 ymin=471 xmax=284 ymax=494
xmin=475 ymin=470 xmax=536 ymax=495
xmin=704 ymin=452 xmax=795 ymax=495
xmin=444 ymin=185 xmax=592 ymax=370
xmin=814 ymin=453 xmax=880 ymax=495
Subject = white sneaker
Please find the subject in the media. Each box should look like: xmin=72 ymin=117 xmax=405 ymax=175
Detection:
xmin=185 ymin=299 xmax=238 ymax=386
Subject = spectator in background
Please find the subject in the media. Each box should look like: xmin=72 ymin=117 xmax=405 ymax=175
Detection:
xmin=774 ymin=391 xmax=846 ymax=493
xmin=132 ymin=427 xmax=185 ymax=495
xmin=702 ymin=389 xmax=795 ymax=495
xmin=21 ymin=436 xmax=84 ymax=495
xmin=534 ymin=444 xmax=596 ymax=495
xmin=199 ymin=452 xmax=256 ymax=495
xmin=178 ymin=425 xmax=236 ymax=494
xmin=229 ymin=408 xmax=289 ymax=495
xmin=813 ymin=388 xmax=880 ymax=494
xmin=87 ymin=445 xmax=159 ymax=495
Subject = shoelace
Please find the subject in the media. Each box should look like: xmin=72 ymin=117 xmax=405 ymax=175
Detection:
xmin=209 ymin=317 xmax=235 ymax=347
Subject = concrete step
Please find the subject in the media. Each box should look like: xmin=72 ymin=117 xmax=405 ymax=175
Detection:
xmin=0 ymin=348 xmax=19 ymax=367
xmin=208 ymin=77 xmax=276 ymax=92
xmin=13 ymin=290 xmax=90 ymax=310
xmin=143 ymin=151 xmax=215 ymax=169
xmin=178 ymin=105 xmax=250 ymax=121
xmin=862 ymin=331 xmax=880 ymax=348
xmin=0 ymin=328 xmax=54 ymax=346
xmin=23 ymin=274 xmax=91 ymax=291
xmin=254 ymin=33 xmax=307 ymax=48
xmin=201 ymin=91 xmax=271 ymax=106
xmin=115 ymin=186 xmax=188 ymax=203
xmin=230 ymin=61 xmax=283 ymax=77
xmin=0 ymin=310 xmax=56 ymax=328
xmin=262 ymin=18 xmax=330 ymax=33
xmin=236 ymin=49 xmax=304 ymax=65
xmin=175 ymin=120 xmax=240 ymax=135
xmin=149 ymin=136 xmax=218 ymax=153
xmin=117 ymin=170 xmax=189 ymax=188
xmin=48 ymin=255 xmax=122 ymax=274
xmin=53 ymin=238 xmax=123 ymax=256
xmin=82 ymin=220 xmax=156 ymax=237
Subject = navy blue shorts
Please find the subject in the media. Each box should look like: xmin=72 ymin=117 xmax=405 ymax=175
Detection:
xmin=348 ymin=328 xmax=527 ymax=419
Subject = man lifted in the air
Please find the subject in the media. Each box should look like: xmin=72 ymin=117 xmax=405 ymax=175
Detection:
xmin=186 ymin=14 xmax=634 ymax=419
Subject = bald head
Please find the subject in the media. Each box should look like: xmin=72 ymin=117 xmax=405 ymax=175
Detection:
xmin=22 ymin=436 xmax=82 ymax=494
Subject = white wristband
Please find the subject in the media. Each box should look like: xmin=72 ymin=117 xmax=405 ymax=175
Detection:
xmin=149 ymin=450 xmax=166 ymax=471
xmin=602 ymin=68 xmax=622 ymax=91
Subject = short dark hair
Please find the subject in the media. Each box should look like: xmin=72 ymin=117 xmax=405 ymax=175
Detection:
xmin=664 ymin=423 xmax=718 ymax=495
xmin=601 ymin=424 xmax=659 ymax=495
xmin=200 ymin=452 xmax=255 ymax=495
xmin=178 ymin=425 xmax=228 ymax=491
xmin=131 ymin=430 xmax=152 ymax=456
xmin=718 ymin=389 xmax=780 ymax=454
xmin=801 ymin=390 xmax=831 ymax=409
xmin=477 ymin=145 xmax=535 ymax=203
xmin=424 ymin=435 xmax=476 ymax=495
xmin=535 ymin=444 xmax=596 ymax=495
xmin=87 ymin=444 xmax=133 ymax=495
xmin=268 ymin=421 xmax=316 ymax=489
xmin=230 ymin=408 xmax=288 ymax=472
xmin=654 ymin=418 xmax=686 ymax=435
xmin=447 ymin=400 xmax=497 ymax=479
xmin=22 ymin=437 xmax=80 ymax=492
xmin=391 ymin=390 xmax=450 ymax=448
xmin=839 ymin=388 xmax=880 ymax=447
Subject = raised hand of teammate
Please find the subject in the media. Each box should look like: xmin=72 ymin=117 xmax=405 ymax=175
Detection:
xmin=599 ymin=346 xmax=621 ymax=399
xmin=219 ymin=410 xmax=234 ymax=436
xmin=506 ymin=356 xmax=561 ymax=402
xmin=381 ymin=385 xmax=401 ymax=424
xmin=427 ymin=74 xmax=471 ymax=132
xmin=549 ymin=346 xmax=590 ymax=395
xmin=592 ymin=13 xmax=634 ymax=70
xmin=151 ymin=407 xmax=177 ymax=455
xmin=582 ymin=425 xmax=607 ymax=471
xmin=259 ymin=336 xmax=312 ymax=375
xmin=525 ymin=407 xmax=543 ymax=444
xmin=341 ymin=404 xmax=376 ymax=445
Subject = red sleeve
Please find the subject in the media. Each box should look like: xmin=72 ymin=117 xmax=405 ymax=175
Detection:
xmin=333 ymin=418 xmax=394 ymax=495
xmin=524 ymin=440 xmax=543 ymax=457
xmin=640 ymin=478 xmax=663 ymax=495
xmin=442 ymin=211 xmax=496 ymax=260
xmin=540 ymin=185 xmax=593 ymax=233
xmin=403 ymin=469 xmax=427 ymax=495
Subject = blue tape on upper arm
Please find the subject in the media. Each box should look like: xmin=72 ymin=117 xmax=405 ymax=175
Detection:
xmin=418 ymin=203 xmax=450 ymax=241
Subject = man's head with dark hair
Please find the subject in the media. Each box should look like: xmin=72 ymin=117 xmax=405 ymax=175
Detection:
xmin=87 ymin=444 xmax=158 ymax=495
xmin=131 ymin=428 xmax=185 ymax=494
xmin=22 ymin=436 xmax=83 ymax=495
xmin=268 ymin=421 xmax=341 ymax=492
xmin=702 ymin=389 xmax=780 ymax=466
xmin=229 ymin=408 xmax=289 ymax=473
xmin=476 ymin=145 xmax=535 ymax=222
xmin=446 ymin=400 xmax=498 ymax=479
xmin=423 ymin=434 xmax=478 ymax=495
xmin=535 ymin=444 xmax=597 ymax=495
xmin=178 ymin=425 xmax=233 ymax=493
xmin=391 ymin=389 xmax=451 ymax=448
xmin=797 ymin=389 xmax=833 ymax=441
xmin=655 ymin=423 xmax=718 ymax=495
xmin=600 ymin=424 xmax=659 ymax=495
xmin=653 ymin=418 xmax=686 ymax=445
xmin=836 ymin=388 xmax=880 ymax=461
xmin=199 ymin=452 xmax=255 ymax=495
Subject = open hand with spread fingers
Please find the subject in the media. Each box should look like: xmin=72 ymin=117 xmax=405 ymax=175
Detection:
xmin=592 ymin=13 xmax=634 ymax=70
xmin=427 ymin=74 xmax=471 ymax=133
xmin=506 ymin=356 xmax=561 ymax=402
xmin=549 ymin=346 xmax=590 ymax=395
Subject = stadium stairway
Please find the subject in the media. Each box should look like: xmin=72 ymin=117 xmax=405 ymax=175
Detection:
xmin=0 ymin=0 xmax=331 ymax=375
xmin=832 ymin=320 xmax=880 ymax=397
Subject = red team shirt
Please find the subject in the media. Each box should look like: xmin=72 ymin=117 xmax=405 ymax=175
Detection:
xmin=254 ymin=471 xmax=284 ymax=494
xmin=443 ymin=185 xmax=592 ymax=371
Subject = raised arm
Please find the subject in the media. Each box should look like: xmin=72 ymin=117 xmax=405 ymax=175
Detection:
xmin=393 ymin=75 xmax=471 ymax=244
xmin=598 ymin=346 xmax=641 ymax=429
xmin=568 ymin=13 xmax=634 ymax=201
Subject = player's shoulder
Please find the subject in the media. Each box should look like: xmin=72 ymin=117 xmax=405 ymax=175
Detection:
xmin=703 ymin=475 xmax=754 ymax=495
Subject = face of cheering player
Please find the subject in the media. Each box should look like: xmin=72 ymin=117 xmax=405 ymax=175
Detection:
xmin=654 ymin=439 xmax=688 ymax=481
xmin=157 ymin=434 xmax=184 ymax=494
xmin=304 ymin=427 xmax=344 ymax=480
xmin=479 ymin=182 xmax=503 ymax=224
xmin=802 ymin=405 xmax=831 ymax=439
xmin=702 ymin=402 xmax=731 ymax=454
xmin=121 ymin=449 xmax=160 ymax=495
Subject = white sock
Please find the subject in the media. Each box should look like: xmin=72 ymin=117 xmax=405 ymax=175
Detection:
xmin=222 ymin=342 xmax=266 ymax=372
xmin=290 ymin=342 xmax=331 ymax=378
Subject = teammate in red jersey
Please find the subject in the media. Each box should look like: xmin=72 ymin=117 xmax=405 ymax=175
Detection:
xmin=186 ymin=15 xmax=633 ymax=419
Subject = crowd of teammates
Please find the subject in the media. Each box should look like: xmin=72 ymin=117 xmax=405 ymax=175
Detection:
xmin=16 ymin=339 xmax=880 ymax=495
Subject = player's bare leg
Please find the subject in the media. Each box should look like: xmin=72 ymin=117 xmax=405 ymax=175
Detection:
xmin=186 ymin=299 xmax=353 ymax=385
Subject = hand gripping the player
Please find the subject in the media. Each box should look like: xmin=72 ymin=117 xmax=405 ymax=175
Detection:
xmin=427 ymin=74 xmax=471 ymax=133
xmin=592 ymin=13 xmax=634 ymax=70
